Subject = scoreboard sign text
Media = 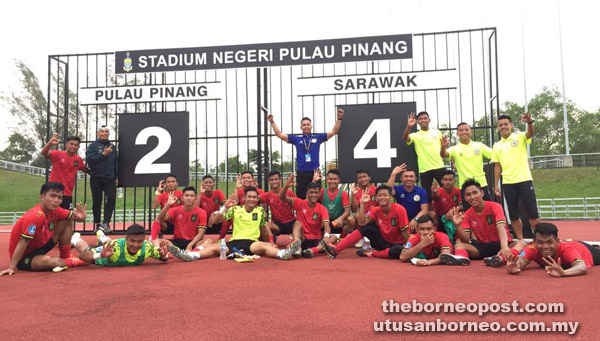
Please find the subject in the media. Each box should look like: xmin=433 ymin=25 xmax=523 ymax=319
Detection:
xmin=118 ymin=112 xmax=189 ymax=187
xmin=337 ymin=103 xmax=417 ymax=183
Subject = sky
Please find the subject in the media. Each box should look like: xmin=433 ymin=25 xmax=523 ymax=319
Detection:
xmin=1 ymin=0 xmax=599 ymax=149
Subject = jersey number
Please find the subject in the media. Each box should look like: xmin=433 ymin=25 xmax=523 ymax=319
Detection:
xmin=134 ymin=127 xmax=172 ymax=174
xmin=353 ymin=119 xmax=397 ymax=167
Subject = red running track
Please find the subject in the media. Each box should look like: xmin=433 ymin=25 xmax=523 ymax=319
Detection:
xmin=0 ymin=220 xmax=599 ymax=340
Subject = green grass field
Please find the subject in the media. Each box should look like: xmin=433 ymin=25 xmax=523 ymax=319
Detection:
xmin=0 ymin=167 xmax=598 ymax=212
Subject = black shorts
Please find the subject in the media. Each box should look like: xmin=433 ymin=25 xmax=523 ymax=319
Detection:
xmin=469 ymin=240 xmax=501 ymax=259
xmin=330 ymin=227 xmax=343 ymax=235
xmin=420 ymin=168 xmax=447 ymax=203
xmin=273 ymin=220 xmax=295 ymax=235
xmin=162 ymin=222 xmax=175 ymax=235
xmin=60 ymin=196 xmax=73 ymax=210
xmin=579 ymin=241 xmax=600 ymax=266
xmin=226 ymin=239 xmax=256 ymax=256
xmin=503 ymin=180 xmax=539 ymax=220
xmin=357 ymin=223 xmax=404 ymax=256
xmin=169 ymin=239 xmax=192 ymax=250
xmin=16 ymin=239 xmax=57 ymax=271
xmin=205 ymin=223 xmax=222 ymax=235
xmin=461 ymin=186 xmax=491 ymax=211
xmin=302 ymin=238 xmax=321 ymax=250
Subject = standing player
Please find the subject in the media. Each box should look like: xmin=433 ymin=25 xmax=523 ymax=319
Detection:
xmin=41 ymin=133 xmax=87 ymax=209
xmin=278 ymin=175 xmax=334 ymax=258
xmin=150 ymin=174 xmax=183 ymax=240
xmin=156 ymin=187 xmax=208 ymax=261
xmin=399 ymin=216 xmax=455 ymax=266
xmin=402 ymin=111 xmax=446 ymax=208
xmin=441 ymin=179 xmax=525 ymax=267
xmin=492 ymin=113 xmax=540 ymax=240
xmin=186 ymin=187 xmax=301 ymax=260
xmin=386 ymin=165 xmax=429 ymax=232
xmin=86 ymin=125 xmax=117 ymax=233
xmin=262 ymin=171 xmax=296 ymax=243
xmin=267 ymin=108 xmax=344 ymax=199
xmin=506 ymin=223 xmax=600 ymax=277
xmin=1 ymin=183 xmax=87 ymax=275
xmin=323 ymin=185 xmax=409 ymax=260
xmin=440 ymin=122 xmax=493 ymax=209
xmin=194 ymin=175 xmax=226 ymax=235
xmin=317 ymin=169 xmax=352 ymax=238
xmin=69 ymin=224 xmax=169 ymax=266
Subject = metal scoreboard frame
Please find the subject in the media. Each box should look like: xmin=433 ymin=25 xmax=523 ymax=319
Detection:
xmin=45 ymin=28 xmax=500 ymax=233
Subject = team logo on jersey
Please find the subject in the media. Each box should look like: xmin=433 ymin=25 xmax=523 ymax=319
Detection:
xmin=49 ymin=222 xmax=55 ymax=231
xmin=519 ymin=251 xmax=526 ymax=257
xmin=123 ymin=52 xmax=133 ymax=72
xmin=391 ymin=218 xmax=397 ymax=226
xmin=214 ymin=198 xmax=219 ymax=204
xmin=252 ymin=213 xmax=258 ymax=220
xmin=413 ymin=195 xmax=420 ymax=202
xmin=486 ymin=215 xmax=494 ymax=225
xmin=511 ymin=140 xmax=518 ymax=147
xmin=27 ymin=225 xmax=36 ymax=235
xmin=191 ymin=214 xmax=197 ymax=222
xmin=74 ymin=160 xmax=79 ymax=167
xmin=371 ymin=196 xmax=376 ymax=201
xmin=400 ymin=194 xmax=405 ymax=199
xmin=405 ymin=242 xmax=412 ymax=248
xmin=177 ymin=199 xmax=181 ymax=205
xmin=473 ymin=148 xmax=481 ymax=155
xmin=312 ymin=212 xmax=318 ymax=220
xmin=452 ymin=195 xmax=458 ymax=202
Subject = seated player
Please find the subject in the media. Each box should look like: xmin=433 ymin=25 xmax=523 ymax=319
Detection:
xmin=150 ymin=174 xmax=183 ymax=240
xmin=399 ymin=215 xmax=457 ymax=266
xmin=180 ymin=186 xmax=300 ymax=260
xmin=70 ymin=224 xmax=169 ymax=266
xmin=431 ymin=170 xmax=462 ymax=240
xmin=386 ymin=165 xmax=430 ymax=232
xmin=194 ymin=175 xmax=226 ymax=235
xmin=262 ymin=170 xmax=296 ymax=243
xmin=278 ymin=175 xmax=334 ymax=258
xmin=1 ymin=182 xmax=87 ymax=276
xmin=349 ymin=169 xmax=378 ymax=247
xmin=442 ymin=179 xmax=526 ymax=267
xmin=155 ymin=187 xmax=209 ymax=261
xmin=314 ymin=169 xmax=352 ymax=238
xmin=507 ymin=223 xmax=600 ymax=277
xmin=323 ymin=185 xmax=409 ymax=260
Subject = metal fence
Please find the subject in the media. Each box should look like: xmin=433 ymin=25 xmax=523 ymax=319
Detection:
xmin=537 ymin=197 xmax=600 ymax=220
xmin=530 ymin=153 xmax=600 ymax=169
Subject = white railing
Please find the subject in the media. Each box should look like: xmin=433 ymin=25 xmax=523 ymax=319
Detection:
xmin=0 ymin=210 xmax=151 ymax=226
xmin=537 ymin=197 xmax=600 ymax=220
xmin=530 ymin=153 xmax=600 ymax=169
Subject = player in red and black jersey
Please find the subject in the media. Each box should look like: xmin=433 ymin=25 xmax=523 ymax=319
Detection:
xmin=431 ymin=169 xmax=462 ymax=227
xmin=194 ymin=175 xmax=226 ymax=235
xmin=235 ymin=171 xmax=266 ymax=206
xmin=150 ymin=174 xmax=183 ymax=240
xmin=323 ymin=184 xmax=409 ymax=260
xmin=278 ymin=175 xmax=334 ymax=258
xmin=1 ymin=183 xmax=87 ymax=275
xmin=441 ymin=179 xmax=526 ymax=267
xmin=41 ymin=133 xmax=87 ymax=210
xmin=507 ymin=223 xmax=600 ymax=277
xmin=262 ymin=171 xmax=296 ymax=243
xmin=156 ymin=186 xmax=209 ymax=262
xmin=400 ymin=215 xmax=455 ymax=266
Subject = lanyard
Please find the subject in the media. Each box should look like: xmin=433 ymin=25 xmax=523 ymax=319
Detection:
xmin=302 ymin=134 xmax=313 ymax=152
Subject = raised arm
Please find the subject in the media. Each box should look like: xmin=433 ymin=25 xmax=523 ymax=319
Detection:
xmin=152 ymin=180 xmax=166 ymax=209
xmin=279 ymin=174 xmax=296 ymax=206
xmin=440 ymin=136 xmax=450 ymax=158
xmin=266 ymin=113 xmax=288 ymax=143
xmin=326 ymin=108 xmax=344 ymax=139
xmin=356 ymin=194 xmax=370 ymax=227
xmin=402 ymin=112 xmax=416 ymax=143
xmin=522 ymin=112 xmax=534 ymax=139
xmin=385 ymin=164 xmax=406 ymax=188
xmin=41 ymin=133 xmax=61 ymax=159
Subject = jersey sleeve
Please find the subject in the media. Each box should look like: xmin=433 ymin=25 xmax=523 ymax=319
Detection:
xmin=461 ymin=211 xmax=472 ymax=232
xmin=321 ymin=205 xmax=330 ymax=222
xmin=143 ymin=240 xmax=164 ymax=260
xmin=19 ymin=215 xmax=44 ymax=239
xmin=519 ymin=131 xmax=532 ymax=145
xmin=418 ymin=188 xmax=428 ymax=205
xmin=559 ymin=244 xmax=585 ymax=267
xmin=56 ymin=207 xmax=74 ymax=221
xmin=405 ymin=234 xmax=419 ymax=249
xmin=446 ymin=146 xmax=455 ymax=160
xmin=518 ymin=245 xmax=538 ymax=264
xmin=197 ymin=209 xmax=208 ymax=228
xmin=490 ymin=144 xmax=500 ymax=163
xmin=366 ymin=207 xmax=378 ymax=222
xmin=342 ymin=191 xmax=350 ymax=207
xmin=292 ymin=197 xmax=303 ymax=211
xmin=318 ymin=132 xmax=328 ymax=143
xmin=165 ymin=207 xmax=177 ymax=222
xmin=224 ymin=206 xmax=236 ymax=221
xmin=491 ymin=203 xmax=507 ymax=225
xmin=406 ymin=132 xmax=416 ymax=145
xmin=48 ymin=150 xmax=60 ymax=162
xmin=480 ymin=143 xmax=493 ymax=159
xmin=217 ymin=190 xmax=226 ymax=204
xmin=397 ymin=205 xmax=409 ymax=229
xmin=287 ymin=134 xmax=299 ymax=145
xmin=77 ymin=156 xmax=87 ymax=170
xmin=435 ymin=232 xmax=453 ymax=251
xmin=259 ymin=192 xmax=268 ymax=203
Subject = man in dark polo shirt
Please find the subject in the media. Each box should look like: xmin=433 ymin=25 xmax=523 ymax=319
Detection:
xmin=266 ymin=108 xmax=344 ymax=199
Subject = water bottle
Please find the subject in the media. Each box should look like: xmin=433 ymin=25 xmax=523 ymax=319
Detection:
xmin=117 ymin=187 xmax=124 ymax=198
xmin=219 ymin=239 xmax=227 ymax=260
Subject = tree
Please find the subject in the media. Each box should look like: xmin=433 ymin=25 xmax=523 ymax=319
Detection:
xmin=0 ymin=132 xmax=36 ymax=164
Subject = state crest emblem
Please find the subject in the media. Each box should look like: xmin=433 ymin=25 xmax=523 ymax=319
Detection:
xmin=123 ymin=52 xmax=133 ymax=72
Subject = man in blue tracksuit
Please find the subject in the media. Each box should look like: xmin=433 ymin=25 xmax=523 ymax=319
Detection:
xmin=86 ymin=126 xmax=118 ymax=233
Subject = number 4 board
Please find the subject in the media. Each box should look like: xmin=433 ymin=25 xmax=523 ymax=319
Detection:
xmin=337 ymin=103 xmax=417 ymax=183
xmin=118 ymin=112 xmax=189 ymax=187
